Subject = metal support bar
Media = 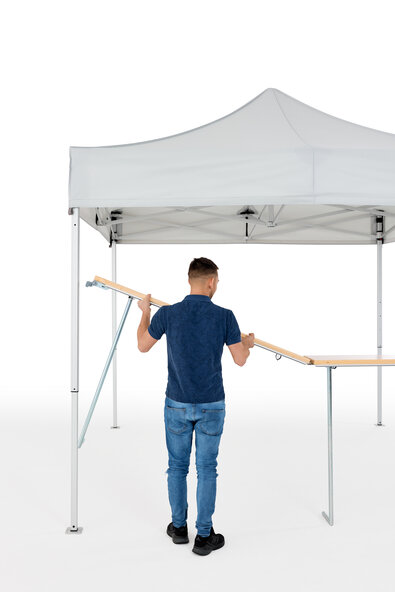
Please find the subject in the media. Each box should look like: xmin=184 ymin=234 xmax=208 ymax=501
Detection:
xmin=322 ymin=366 xmax=334 ymax=526
xmin=78 ymin=296 xmax=133 ymax=448
xmin=376 ymin=220 xmax=384 ymax=426
xmin=66 ymin=207 xmax=83 ymax=534
xmin=111 ymin=241 xmax=119 ymax=429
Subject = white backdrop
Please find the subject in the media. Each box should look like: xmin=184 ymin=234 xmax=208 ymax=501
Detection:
xmin=2 ymin=1 xmax=395 ymax=591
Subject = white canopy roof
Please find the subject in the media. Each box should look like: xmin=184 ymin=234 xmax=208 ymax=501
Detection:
xmin=68 ymin=88 xmax=395 ymax=244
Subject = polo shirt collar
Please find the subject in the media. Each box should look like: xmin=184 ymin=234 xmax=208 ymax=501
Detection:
xmin=183 ymin=294 xmax=212 ymax=302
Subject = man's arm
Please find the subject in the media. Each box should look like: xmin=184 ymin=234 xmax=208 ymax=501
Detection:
xmin=137 ymin=293 xmax=159 ymax=353
xmin=228 ymin=333 xmax=255 ymax=366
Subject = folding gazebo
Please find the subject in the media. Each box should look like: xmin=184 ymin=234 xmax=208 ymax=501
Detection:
xmin=67 ymin=87 xmax=395 ymax=533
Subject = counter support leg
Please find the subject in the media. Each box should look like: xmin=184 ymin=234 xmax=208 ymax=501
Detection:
xmin=322 ymin=366 xmax=334 ymax=526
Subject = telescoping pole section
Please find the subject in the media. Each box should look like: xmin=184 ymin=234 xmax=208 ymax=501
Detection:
xmin=376 ymin=214 xmax=384 ymax=426
xmin=66 ymin=208 xmax=83 ymax=534
xmin=111 ymin=242 xmax=119 ymax=429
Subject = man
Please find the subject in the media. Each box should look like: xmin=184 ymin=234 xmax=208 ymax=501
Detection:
xmin=137 ymin=257 xmax=254 ymax=556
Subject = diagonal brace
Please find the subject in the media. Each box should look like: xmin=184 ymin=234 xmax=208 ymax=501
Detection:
xmin=78 ymin=296 xmax=134 ymax=447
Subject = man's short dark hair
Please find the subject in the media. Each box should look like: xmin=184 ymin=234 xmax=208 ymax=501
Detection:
xmin=188 ymin=257 xmax=219 ymax=280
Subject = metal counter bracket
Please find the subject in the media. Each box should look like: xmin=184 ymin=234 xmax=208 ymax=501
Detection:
xmin=86 ymin=280 xmax=109 ymax=290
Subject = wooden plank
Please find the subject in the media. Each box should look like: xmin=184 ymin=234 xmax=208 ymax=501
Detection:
xmin=92 ymin=277 xmax=367 ymax=366
xmin=241 ymin=333 xmax=313 ymax=365
xmin=309 ymin=354 xmax=395 ymax=366
xmin=94 ymin=276 xmax=170 ymax=307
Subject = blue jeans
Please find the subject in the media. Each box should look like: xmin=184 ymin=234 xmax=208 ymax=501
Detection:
xmin=164 ymin=395 xmax=226 ymax=537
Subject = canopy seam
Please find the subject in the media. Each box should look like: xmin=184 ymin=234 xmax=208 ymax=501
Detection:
xmin=272 ymin=89 xmax=315 ymax=196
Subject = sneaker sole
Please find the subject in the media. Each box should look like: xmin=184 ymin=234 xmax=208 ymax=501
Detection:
xmin=192 ymin=540 xmax=225 ymax=555
xmin=172 ymin=535 xmax=189 ymax=544
xmin=167 ymin=529 xmax=189 ymax=544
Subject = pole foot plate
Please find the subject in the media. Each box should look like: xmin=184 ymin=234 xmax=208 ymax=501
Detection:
xmin=65 ymin=527 xmax=83 ymax=534
xmin=111 ymin=426 xmax=120 ymax=429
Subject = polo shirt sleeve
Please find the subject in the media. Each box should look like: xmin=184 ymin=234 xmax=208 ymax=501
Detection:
xmin=225 ymin=310 xmax=241 ymax=346
xmin=148 ymin=306 xmax=166 ymax=340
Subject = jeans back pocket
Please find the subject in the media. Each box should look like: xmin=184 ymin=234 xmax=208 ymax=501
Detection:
xmin=165 ymin=405 xmax=187 ymax=434
xmin=200 ymin=408 xmax=225 ymax=436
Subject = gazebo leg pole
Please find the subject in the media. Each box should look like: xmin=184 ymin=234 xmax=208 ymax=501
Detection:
xmin=66 ymin=207 xmax=83 ymax=534
xmin=322 ymin=366 xmax=334 ymax=526
xmin=111 ymin=240 xmax=119 ymax=430
xmin=376 ymin=224 xmax=383 ymax=427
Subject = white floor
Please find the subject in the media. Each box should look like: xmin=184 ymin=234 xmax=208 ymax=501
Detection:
xmin=1 ymin=384 xmax=395 ymax=592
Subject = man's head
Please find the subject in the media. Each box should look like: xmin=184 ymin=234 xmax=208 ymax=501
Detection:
xmin=188 ymin=257 xmax=219 ymax=299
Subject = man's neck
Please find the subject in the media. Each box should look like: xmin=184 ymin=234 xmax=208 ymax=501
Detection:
xmin=189 ymin=292 xmax=211 ymax=298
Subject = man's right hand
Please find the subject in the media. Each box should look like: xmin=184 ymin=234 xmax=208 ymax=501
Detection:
xmin=243 ymin=333 xmax=255 ymax=348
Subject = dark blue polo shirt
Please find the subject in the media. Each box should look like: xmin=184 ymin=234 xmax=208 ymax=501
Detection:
xmin=147 ymin=294 xmax=241 ymax=404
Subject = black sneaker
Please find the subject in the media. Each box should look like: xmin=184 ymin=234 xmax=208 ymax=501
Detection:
xmin=166 ymin=522 xmax=189 ymax=544
xmin=192 ymin=527 xmax=225 ymax=555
